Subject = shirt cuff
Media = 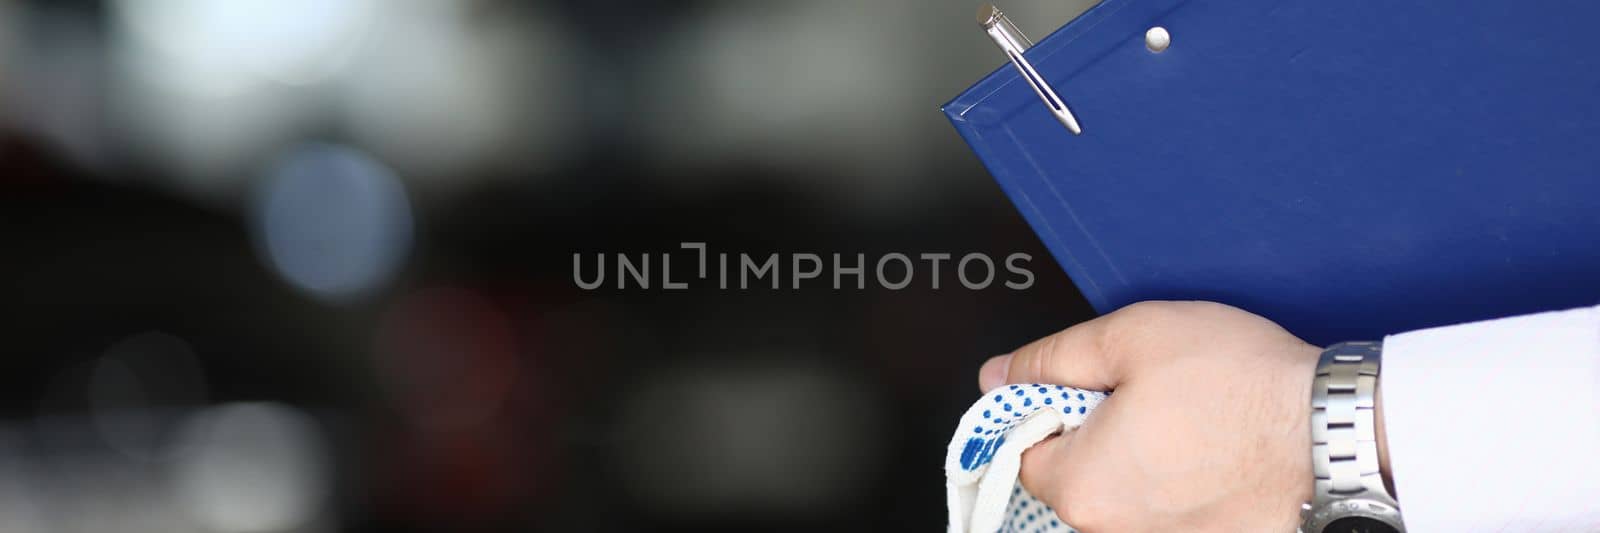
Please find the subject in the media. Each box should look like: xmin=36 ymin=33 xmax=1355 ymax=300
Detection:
xmin=1381 ymin=304 xmax=1600 ymax=532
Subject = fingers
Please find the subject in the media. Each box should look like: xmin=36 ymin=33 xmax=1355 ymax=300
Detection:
xmin=988 ymin=313 xmax=1122 ymax=393
xmin=978 ymin=354 xmax=1010 ymax=391
xmin=1018 ymin=431 xmax=1074 ymax=512
xmin=983 ymin=301 xmax=1215 ymax=393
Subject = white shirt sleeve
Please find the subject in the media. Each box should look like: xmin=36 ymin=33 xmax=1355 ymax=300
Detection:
xmin=1381 ymin=304 xmax=1600 ymax=532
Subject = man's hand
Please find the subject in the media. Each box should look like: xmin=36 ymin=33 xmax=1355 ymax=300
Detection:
xmin=979 ymin=301 xmax=1350 ymax=532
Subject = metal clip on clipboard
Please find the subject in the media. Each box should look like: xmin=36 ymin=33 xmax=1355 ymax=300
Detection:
xmin=978 ymin=4 xmax=1083 ymax=135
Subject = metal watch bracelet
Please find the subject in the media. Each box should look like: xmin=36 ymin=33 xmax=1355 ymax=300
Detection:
xmin=1300 ymin=341 xmax=1405 ymax=532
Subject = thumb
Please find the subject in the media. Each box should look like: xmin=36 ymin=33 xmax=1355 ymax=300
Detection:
xmin=980 ymin=314 xmax=1125 ymax=393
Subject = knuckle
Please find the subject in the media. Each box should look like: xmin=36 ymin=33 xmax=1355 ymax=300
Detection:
xmin=1026 ymin=333 xmax=1058 ymax=379
xmin=1100 ymin=300 xmax=1243 ymax=356
xmin=1097 ymin=301 xmax=1177 ymax=357
xmin=1108 ymin=300 xmax=1185 ymax=327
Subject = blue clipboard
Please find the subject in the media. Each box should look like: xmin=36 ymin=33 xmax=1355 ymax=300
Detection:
xmin=945 ymin=0 xmax=1600 ymax=344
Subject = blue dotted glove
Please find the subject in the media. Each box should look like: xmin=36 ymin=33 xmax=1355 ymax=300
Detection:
xmin=945 ymin=384 xmax=1107 ymax=533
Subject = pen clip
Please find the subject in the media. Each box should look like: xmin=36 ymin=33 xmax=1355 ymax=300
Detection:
xmin=978 ymin=4 xmax=1083 ymax=135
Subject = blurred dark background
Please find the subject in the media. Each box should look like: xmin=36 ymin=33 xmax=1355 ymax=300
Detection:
xmin=0 ymin=0 xmax=1099 ymax=531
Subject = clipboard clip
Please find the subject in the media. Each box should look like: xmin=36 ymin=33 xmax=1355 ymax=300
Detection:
xmin=978 ymin=4 xmax=1083 ymax=135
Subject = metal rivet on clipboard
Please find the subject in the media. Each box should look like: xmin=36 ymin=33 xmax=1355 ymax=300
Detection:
xmin=978 ymin=4 xmax=1083 ymax=135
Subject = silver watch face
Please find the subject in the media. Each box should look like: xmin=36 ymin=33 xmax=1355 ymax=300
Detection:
xmin=1303 ymin=499 xmax=1405 ymax=533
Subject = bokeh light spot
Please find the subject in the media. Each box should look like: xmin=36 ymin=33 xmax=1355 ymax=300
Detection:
xmin=171 ymin=402 xmax=329 ymax=533
xmin=253 ymin=143 xmax=412 ymax=302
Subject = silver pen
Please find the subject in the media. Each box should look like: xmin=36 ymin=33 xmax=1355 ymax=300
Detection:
xmin=978 ymin=4 xmax=1082 ymax=135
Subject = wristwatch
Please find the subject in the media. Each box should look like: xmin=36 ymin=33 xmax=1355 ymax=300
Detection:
xmin=1300 ymin=342 xmax=1406 ymax=533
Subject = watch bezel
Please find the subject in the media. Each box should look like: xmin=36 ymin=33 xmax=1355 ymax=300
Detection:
xmin=1301 ymin=497 xmax=1406 ymax=533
